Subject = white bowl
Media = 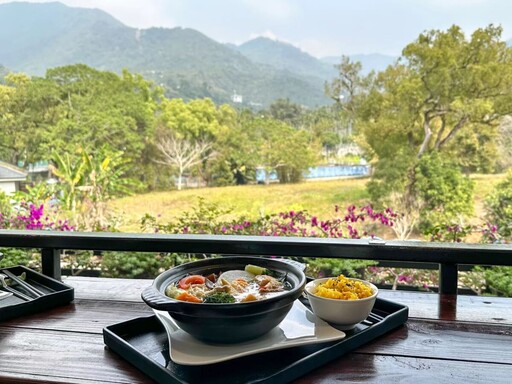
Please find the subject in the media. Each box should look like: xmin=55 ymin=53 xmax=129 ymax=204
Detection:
xmin=304 ymin=277 xmax=378 ymax=330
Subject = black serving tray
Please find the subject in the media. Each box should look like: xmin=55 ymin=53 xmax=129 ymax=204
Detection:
xmin=103 ymin=297 xmax=408 ymax=384
xmin=0 ymin=265 xmax=74 ymax=321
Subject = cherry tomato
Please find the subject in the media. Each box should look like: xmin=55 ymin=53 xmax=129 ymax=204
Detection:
xmin=178 ymin=275 xmax=206 ymax=289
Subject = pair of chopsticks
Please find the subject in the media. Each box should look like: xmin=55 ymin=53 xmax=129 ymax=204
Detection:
xmin=1 ymin=270 xmax=45 ymax=300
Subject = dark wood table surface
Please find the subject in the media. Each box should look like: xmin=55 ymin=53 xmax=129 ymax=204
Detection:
xmin=0 ymin=276 xmax=510 ymax=383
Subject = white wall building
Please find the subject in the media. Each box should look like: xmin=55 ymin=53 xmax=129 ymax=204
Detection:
xmin=0 ymin=161 xmax=27 ymax=194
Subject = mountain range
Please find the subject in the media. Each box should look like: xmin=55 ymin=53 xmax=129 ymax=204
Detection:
xmin=0 ymin=1 xmax=396 ymax=108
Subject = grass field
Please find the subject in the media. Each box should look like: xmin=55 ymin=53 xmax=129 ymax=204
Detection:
xmin=109 ymin=174 xmax=506 ymax=233
xmin=110 ymin=177 xmax=370 ymax=232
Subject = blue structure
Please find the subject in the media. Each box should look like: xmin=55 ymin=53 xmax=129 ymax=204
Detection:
xmin=305 ymin=164 xmax=370 ymax=179
xmin=255 ymin=164 xmax=370 ymax=183
xmin=255 ymin=168 xmax=279 ymax=183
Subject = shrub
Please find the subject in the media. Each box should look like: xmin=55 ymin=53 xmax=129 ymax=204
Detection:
xmin=0 ymin=248 xmax=39 ymax=270
xmin=419 ymin=217 xmax=509 ymax=296
xmin=141 ymin=199 xmax=398 ymax=278
xmin=478 ymin=266 xmax=512 ymax=297
xmin=485 ymin=170 xmax=512 ymax=239
xmin=0 ymin=194 xmax=73 ymax=268
xmin=100 ymin=251 xmax=192 ymax=278
xmin=414 ymin=152 xmax=475 ymax=233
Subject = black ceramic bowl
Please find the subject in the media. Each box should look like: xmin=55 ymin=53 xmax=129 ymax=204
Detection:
xmin=141 ymin=256 xmax=306 ymax=344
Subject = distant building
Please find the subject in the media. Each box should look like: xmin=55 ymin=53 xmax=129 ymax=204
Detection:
xmin=232 ymin=91 xmax=243 ymax=103
xmin=0 ymin=161 xmax=27 ymax=194
xmin=26 ymin=160 xmax=51 ymax=181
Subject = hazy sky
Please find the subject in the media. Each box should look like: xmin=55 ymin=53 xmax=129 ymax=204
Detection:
xmin=2 ymin=0 xmax=512 ymax=57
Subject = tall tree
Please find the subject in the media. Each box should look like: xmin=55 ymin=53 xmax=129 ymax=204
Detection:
xmin=154 ymin=133 xmax=213 ymax=190
xmin=243 ymin=116 xmax=319 ymax=184
xmin=0 ymin=73 xmax=60 ymax=164
xmin=325 ymin=56 xmax=372 ymax=136
xmin=45 ymin=65 xmax=160 ymax=185
xmin=328 ymin=25 xmax=512 ymax=222
xmin=266 ymin=98 xmax=305 ymax=127
xmin=155 ymin=98 xmax=236 ymax=188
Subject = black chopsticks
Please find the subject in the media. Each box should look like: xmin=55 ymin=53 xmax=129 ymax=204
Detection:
xmin=0 ymin=270 xmax=45 ymax=299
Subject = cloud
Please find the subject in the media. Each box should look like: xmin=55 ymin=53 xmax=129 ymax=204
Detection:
xmin=247 ymin=30 xmax=297 ymax=48
xmin=295 ymin=38 xmax=340 ymax=58
xmin=0 ymin=0 xmax=178 ymax=28
xmin=243 ymin=0 xmax=297 ymax=21
xmin=249 ymin=30 xmax=280 ymax=41
xmin=422 ymin=0 xmax=490 ymax=6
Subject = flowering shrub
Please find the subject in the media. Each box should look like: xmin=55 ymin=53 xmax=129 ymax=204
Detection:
xmin=141 ymin=199 xmax=397 ymax=277
xmin=0 ymin=194 xmax=74 ymax=269
xmin=366 ymin=266 xmax=438 ymax=292
xmin=426 ymin=221 xmax=505 ymax=244
xmin=142 ymin=198 xmax=396 ymax=239
xmin=368 ymin=220 xmax=509 ymax=296
xmin=142 ymin=198 xmax=510 ymax=295
xmin=0 ymin=201 xmax=74 ymax=231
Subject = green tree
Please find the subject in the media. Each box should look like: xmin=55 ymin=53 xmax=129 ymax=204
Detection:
xmin=204 ymin=109 xmax=260 ymax=186
xmin=155 ymin=98 xmax=237 ymax=188
xmin=44 ymin=65 xmax=160 ymax=185
xmin=266 ymin=98 xmax=305 ymax=127
xmin=328 ymin=25 xmax=512 ymax=225
xmin=50 ymin=148 xmax=135 ymax=229
xmin=0 ymin=73 xmax=61 ymax=165
xmin=414 ymin=152 xmax=475 ymax=231
xmin=245 ymin=117 xmax=319 ymax=184
xmin=301 ymin=106 xmax=353 ymax=162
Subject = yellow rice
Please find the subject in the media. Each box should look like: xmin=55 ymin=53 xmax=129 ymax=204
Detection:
xmin=314 ymin=275 xmax=373 ymax=300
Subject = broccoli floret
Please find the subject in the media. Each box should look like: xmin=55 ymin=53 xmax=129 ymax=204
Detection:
xmin=203 ymin=292 xmax=236 ymax=303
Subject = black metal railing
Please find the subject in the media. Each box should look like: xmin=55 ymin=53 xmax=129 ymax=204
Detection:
xmin=0 ymin=230 xmax=511 ymax=294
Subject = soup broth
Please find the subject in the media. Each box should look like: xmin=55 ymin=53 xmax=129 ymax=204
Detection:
xmin=165 ymin=264 xmax=291 ymax=303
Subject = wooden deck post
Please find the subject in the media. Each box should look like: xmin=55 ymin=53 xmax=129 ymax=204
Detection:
xmin=41 ymin=248 xmax=61 ymax=281
xmin=439 ymin=263 xmax=458 ymax=294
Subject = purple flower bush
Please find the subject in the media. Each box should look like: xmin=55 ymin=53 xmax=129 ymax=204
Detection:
xmin=0 ymin=198 xmax=74 ymax=269
xmin=368 ymin=220 xmax=507 ymax=294
xmin=142 ymin=201 xmax=396 ymax=240
xmin=0 ymin=201 xmax=74 ymax=231
xmin=141 ymin=200 xmax=397 ymax=278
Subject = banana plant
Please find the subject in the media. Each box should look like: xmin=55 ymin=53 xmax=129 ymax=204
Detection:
xmin=50 ymin=151 xmax=88 ymax=213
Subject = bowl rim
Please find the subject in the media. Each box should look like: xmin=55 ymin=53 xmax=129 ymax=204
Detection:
xmin=305 ymin=276 xmax=378 ymax=303
xmin=142 ymin=256 xmax=307 ymax=312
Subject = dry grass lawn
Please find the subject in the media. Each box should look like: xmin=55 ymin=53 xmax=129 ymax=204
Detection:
xmin=109 ymin=174 xmax=506 ymax=233
xmin=109 ymin=177 xmax=370 ymax=232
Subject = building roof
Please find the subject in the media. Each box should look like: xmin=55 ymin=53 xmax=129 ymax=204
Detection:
xmin=0 ymin=161 xmax=27 ymax=181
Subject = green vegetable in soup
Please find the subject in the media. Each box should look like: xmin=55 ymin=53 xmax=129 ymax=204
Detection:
xmin=244 ymin=264 xmax=287 ymax=283
xmin=244 ymin=264 xmax=266 ymax=275
xmin=165 ymin=284 xmax=185 ymax=299
xmin=203 ymin=292 xmax=236 ymax=303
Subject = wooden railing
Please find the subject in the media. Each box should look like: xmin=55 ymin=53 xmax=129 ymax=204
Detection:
xmin=0 ymin=230 xmax=511 ymax=294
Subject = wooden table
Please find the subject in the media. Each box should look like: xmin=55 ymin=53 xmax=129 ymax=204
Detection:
xmin=0 ymin=276 xmax=510 ymax=383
